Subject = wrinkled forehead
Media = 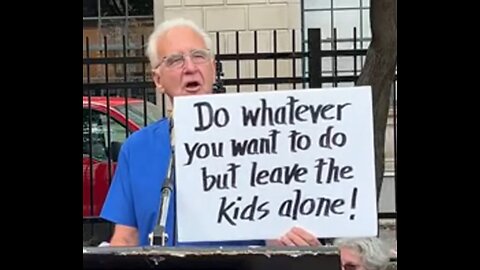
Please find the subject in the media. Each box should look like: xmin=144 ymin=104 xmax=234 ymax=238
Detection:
xmin=157 ymin=26 xmax=207 ymax=58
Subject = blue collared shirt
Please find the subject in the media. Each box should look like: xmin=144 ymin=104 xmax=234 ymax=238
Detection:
xmin=101 ymin=118 xmax=264 ymax=247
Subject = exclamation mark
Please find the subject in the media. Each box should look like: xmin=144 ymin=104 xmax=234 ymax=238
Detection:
xmin=349 ymin=187 xmax=358 ymax=220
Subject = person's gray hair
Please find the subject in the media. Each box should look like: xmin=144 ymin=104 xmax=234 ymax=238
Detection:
xmin=334 ymin=237 xmax=390 ymax=270
xmin=146 ymin=18 xmax=213 ymax=68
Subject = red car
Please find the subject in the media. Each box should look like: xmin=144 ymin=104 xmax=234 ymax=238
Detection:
xmin=83 ymin=96 xmax=164 ymax=217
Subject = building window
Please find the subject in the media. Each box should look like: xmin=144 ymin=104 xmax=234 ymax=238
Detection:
xmin=83 ymin=0 xmax=154 ymax=52
xmin=83 ymin=0 xmax=154 ymax=84
xmin=83 ymin=0 xmax=99 ymax=17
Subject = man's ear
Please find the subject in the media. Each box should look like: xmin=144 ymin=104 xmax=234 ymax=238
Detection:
xmin=152 ymin=69 xmax=164 ymax=93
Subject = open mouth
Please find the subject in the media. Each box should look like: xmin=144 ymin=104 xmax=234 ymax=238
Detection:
xmin=184 ymin=81 xmax=201 ymax=92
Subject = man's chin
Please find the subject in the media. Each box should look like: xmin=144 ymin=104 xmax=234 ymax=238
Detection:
xmin=183 ymin=88 xmax=211 ymax=96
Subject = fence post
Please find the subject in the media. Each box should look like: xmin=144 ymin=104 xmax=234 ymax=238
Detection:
xmin=307 ymin=28 xmax=322 ymax=88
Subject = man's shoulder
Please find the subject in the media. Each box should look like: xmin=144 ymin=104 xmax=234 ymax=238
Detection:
xmin=123 ymin=118 xmax=170 ymax=150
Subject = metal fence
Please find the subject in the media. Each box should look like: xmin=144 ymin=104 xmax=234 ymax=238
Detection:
xmin=83 ymin=27 xmax=397 ymax=245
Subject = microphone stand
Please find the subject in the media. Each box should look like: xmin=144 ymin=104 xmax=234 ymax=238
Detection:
xmin=149 ymin=119 xmax=175 ymax=246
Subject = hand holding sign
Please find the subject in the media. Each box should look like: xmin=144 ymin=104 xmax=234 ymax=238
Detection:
xmin=265 ymin=226 xmax=321 ymax=247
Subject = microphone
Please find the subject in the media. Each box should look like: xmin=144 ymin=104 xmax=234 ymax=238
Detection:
xmin=161 ymin=118 xmax=175 ymax=191
xmin=149 ymin=118 xmax=175 ymax=246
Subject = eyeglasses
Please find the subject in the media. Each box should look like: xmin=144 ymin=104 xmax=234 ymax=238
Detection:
xmin=155 ymin=49 xmax=211 ymax=69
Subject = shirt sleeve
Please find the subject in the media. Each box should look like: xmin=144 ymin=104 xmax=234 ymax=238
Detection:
xmin=100 ymin=142 xmax=137 ymax=228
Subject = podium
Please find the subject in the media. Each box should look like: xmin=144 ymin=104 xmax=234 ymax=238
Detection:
xmin=83 ymin=246 xmax=341 ymax=270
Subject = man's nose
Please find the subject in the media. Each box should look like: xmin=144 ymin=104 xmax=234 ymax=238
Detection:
xmin=183 ymin=56 xmax=198 ymax=72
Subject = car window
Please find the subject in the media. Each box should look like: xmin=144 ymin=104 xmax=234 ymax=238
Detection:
xmin=114 ymin=101 xmax=163 ymax=127
xmin=83 ymin=108 xmax=130 ymax=160
xmin=98 ymin=113 xmax=130 ymax=145
xmin=83 ymin=109 xmax=107 ymax=160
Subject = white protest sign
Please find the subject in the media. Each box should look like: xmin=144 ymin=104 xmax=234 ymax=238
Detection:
xmin=173 ymin=86 xmax=377 ymax=243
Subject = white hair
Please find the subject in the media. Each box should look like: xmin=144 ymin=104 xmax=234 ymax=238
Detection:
xmin=334 ymin=237 xmax=390 ymax=270
xmin=146 ymin=18 xmax=212 ymax=68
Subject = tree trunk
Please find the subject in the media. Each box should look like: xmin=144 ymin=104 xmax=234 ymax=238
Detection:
xmin=356 ymin=0 xmax=397 ymax=201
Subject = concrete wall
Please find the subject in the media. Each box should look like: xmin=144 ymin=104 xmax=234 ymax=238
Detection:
xmin=157 ymin=0 xmax=300 ymax=31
